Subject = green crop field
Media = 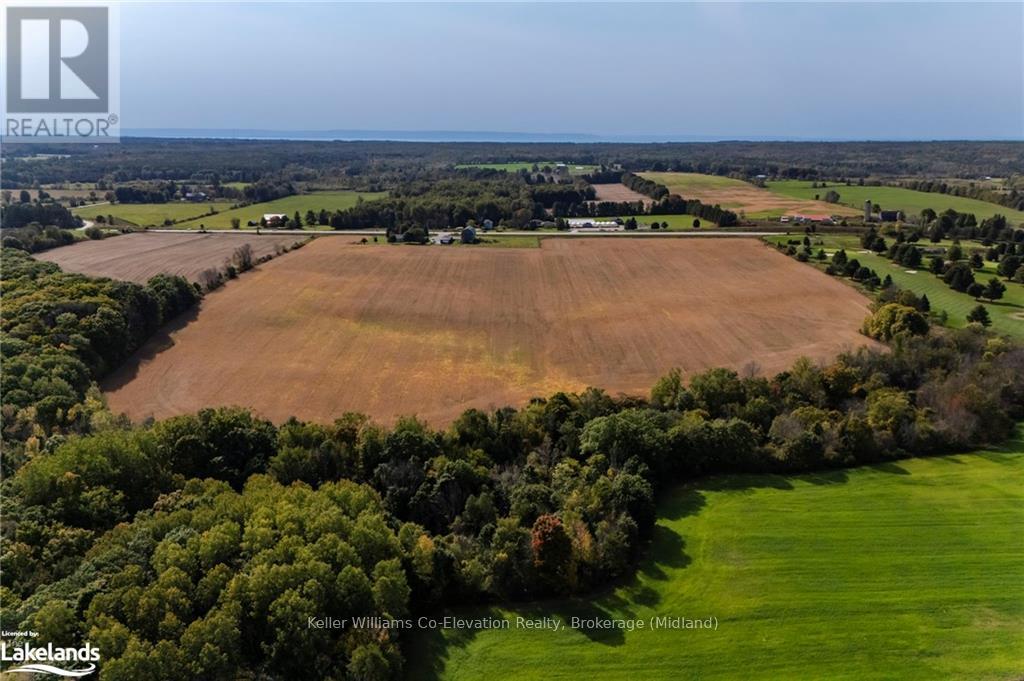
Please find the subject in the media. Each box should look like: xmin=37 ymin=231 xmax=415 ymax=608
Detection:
xmin=764 ymin=234 xmax=1024 ymax=339
xmin=765 ymin=180 xmax=1024 ymax=226
xmin=173 ymin=190 xmax=387 ymax=229
xmin=456 ymin=162 xmax=598 ymax=174
xmin=72 ymin=201 xmax=236 ymax=226
xmin=409 ymin=434 xmax=1024 ymax=681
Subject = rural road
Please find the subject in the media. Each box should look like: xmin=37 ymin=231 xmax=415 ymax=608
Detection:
xmin=142 ymin=228 xmax=780 ymax=238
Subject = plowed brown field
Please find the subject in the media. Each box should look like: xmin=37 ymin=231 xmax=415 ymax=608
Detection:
xmin=37 ymin=232 xmax=309 ymax=284
xmin=103 ymin=238 xmax=880 ymax=425
xmin=591 ymin=183 xmax=652 ymax=203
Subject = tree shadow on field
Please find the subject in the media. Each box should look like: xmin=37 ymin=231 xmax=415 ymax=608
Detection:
xmin=101 ymin=305 xmax=202 ymax=391
xmin=868 ymin=461 xmax=910 ymax=475
xmin=638 ymin=526 xmax=690 ymax=582
xmin=798 ymin=468 xmax=850 ymax=485
xmin=406 ymin=454 xmax=950 ymax=679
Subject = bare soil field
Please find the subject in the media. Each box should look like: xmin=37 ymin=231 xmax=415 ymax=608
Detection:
xmin=36 ymin=232 xmax=310 ymax=284
xmin=103 ymin=238 xmax=880 ymax=426
xmin=591 ymin=183 xmax=652 ymax=204
xmin=641 ymin=172 xmax=862 ymax=218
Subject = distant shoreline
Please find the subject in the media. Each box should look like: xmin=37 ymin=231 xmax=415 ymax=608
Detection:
xmin=118 ymin=129 xmax=1024 ymax=144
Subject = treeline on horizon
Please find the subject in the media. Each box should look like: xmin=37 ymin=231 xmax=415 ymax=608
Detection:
xmin=2 ymin=245 xmax=1024 ymax=679
xmin=4 ymin=139 xmax=1022 ymax=188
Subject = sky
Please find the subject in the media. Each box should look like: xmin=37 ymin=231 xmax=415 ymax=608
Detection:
xmin=120 ymin=2 xmax=1024 ymax=140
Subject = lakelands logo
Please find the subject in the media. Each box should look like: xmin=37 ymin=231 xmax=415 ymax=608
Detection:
xmin=2 ymin=3 xmax=120 ymax=142
xmin=0 ymin=641 xmax=100 ymax=677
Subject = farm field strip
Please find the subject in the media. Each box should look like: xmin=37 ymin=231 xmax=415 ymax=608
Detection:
xmin=765 ymin=180 xmax=1024 ymax=225
xmin=639 ymin=172 xmax=861 ymax=219
xmin=35 ymin=232 xmax=310 ymax=284
xmin=73 ymin=201 xmax=237 ymax=226
xmin=590 ymin=183 xmax=652 ymax=203
xmin=409 ymin=436 xmax=1024 ymax=680
xmin=167 ymin=190 xmax=387 ymax=229
xmin=102 ymin=238 xmax=880 ymax=426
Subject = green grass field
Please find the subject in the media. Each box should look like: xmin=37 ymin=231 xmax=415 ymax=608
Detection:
xmin=173 ymin=190 xmax=387 ymax=229
xmin=72 ymin=201 xmax=236 ymax=226
xmin=764 ymin=234 xmax=1024 ymax=338
xmin=766 ymin=181 xmax=1024 ymax=226
xmin=409 ymin=434 xmax=1024 ymax=680
xmin=456 ymin=162 xmax=599 ymax=175
xmin=614 ymin=215 xmax=710 ymax=230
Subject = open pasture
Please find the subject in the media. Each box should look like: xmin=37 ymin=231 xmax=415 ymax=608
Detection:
xmin=35 ymin=232 xmax=309 ymax=284
xmin=72 ymin=201 xmax=236 ymax=226
xmin=409 ymin=435 xmax=1024 ymax=681
xmin=103 ymin=238 xmax=879 ymax=426
xmin=173 ymin=190 xmax=387 ymax=229
xmin=765 ymin=180 xmax=1024 ymax=225
xmin=641 ymin=172 xmax=861 ymax=219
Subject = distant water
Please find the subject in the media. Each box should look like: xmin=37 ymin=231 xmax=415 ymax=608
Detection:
xmin=121 ymin=128 xmax=822 ymax=143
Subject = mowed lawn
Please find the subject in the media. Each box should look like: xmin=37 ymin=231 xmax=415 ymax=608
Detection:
xmin=765 ymin=180 xmax=1024 ymax=226
xmin=174 ymin=190 xmax=387 ymax=229
xmin=409 ymin=436 xmax=1024 ymax=681
xmin=765 ymin=234 xmax=1024 ymax=339
xmin=73 ymin=201 xmax=236 ymax=226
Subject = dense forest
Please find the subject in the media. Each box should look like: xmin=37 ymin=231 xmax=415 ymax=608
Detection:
xmin=4 ymin=139 xmax=1022 ymax=188
xmin=2 ymin=247 xmax=1023 ymax=679
xmin=0 ymin=249 xmax=200 ymax=468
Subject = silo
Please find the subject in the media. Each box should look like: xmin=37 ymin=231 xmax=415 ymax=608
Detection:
xmin=864 ymin=200 xmax=872 ymax=221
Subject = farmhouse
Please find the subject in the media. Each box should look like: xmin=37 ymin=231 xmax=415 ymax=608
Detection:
xmin=262 ymin=213 xmax=287 ymax=225
xmin=185 ymin=191 xmax=207 ymax=201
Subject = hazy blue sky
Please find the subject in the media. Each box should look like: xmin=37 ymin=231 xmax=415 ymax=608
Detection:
xmin=121 ymin=2 xmax=1023 ymax=140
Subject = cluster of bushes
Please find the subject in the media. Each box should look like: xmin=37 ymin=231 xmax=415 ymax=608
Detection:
xmin=1 ymin=223 xmax=77 ymax=253
xmin=197 ymin=239 xmax=310 ymax=292
xmin=0 ymin=249 xmax=200 ymax=459
xmin=1 ymin=201 xmax=80 ymax=230
xmin=921 ymin=209 xmax=1020 ymax=244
